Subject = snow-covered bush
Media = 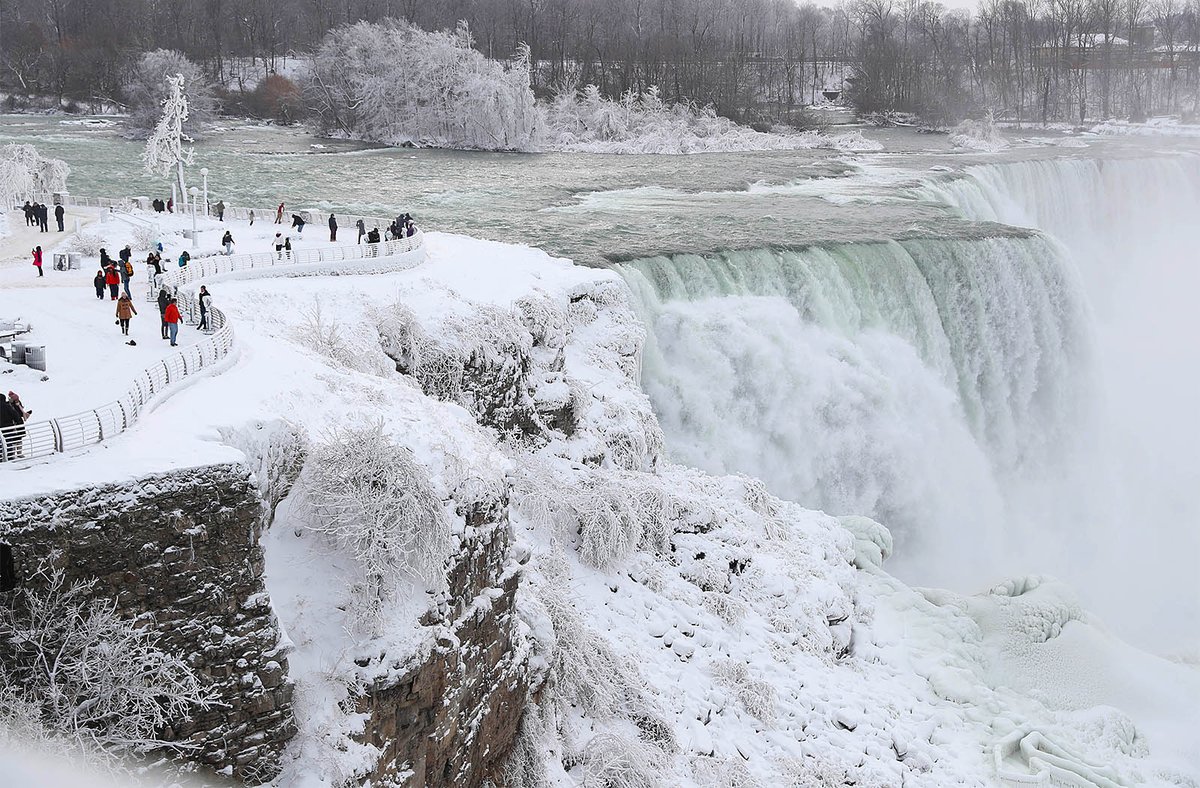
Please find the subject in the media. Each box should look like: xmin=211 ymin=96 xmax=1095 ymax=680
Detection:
xmin=220 ymin=419 xmax=309 ymax=515
xmin=124 ymin=50 xmax=216 ymax=139
xmin=579 ymin=731 xmax=665 ymax=788
xmin=307 ymin=21 xmax=541 ymax=151
xmin=300 ymin=421 xmax=451 ymax=626
xmin=293 ymin=297 xmax=393 ymax=376
xmin=543 ymin=85 xmax=883 ymax=154
xmin=0 ymin=144 xmax=70 ymax=204
xmin=63 ymin=230 xmax=108 ymax=257
xmin=0 ymin=564 xmax=213 ymax=755
xmin=949 ymin=111 xmax=1008 ymax=152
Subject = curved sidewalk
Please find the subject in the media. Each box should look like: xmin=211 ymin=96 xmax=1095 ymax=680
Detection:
xmin=0 ymin=231 xmax=425 ymax=464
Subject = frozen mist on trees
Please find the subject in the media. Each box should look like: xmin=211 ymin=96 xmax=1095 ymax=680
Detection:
xmin=140 ymin=73 xmax=195 ymax=207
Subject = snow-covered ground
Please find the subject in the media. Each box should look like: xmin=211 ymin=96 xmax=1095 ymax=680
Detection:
xmin=2 ymin=226 xmax=1197 ymax=786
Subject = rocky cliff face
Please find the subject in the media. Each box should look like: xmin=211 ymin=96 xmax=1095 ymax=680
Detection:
xmin=0 ymin=464 xmax=296 ymax=783
xmin=352 ymin=500 xmax=528 ymax=787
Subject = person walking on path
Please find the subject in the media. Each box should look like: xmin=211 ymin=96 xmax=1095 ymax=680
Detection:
xmin=54 ymin=204 xmax=65 ymax=232
xmin=214 ymin=200 xmax=226 ymax=221
xmin=104 ymin=263 xmax=120 ymax=300
xmin=94 ymin=269 xmax=106 ymax=299
xmin=157 ymin=288 xmax=171 ymax=339
xmin=1 ymin=391 xmax=32 ymax=461
xmin=198 ymin=286 xmax=213 ymax=332
xmin=275 ymin=202 xmax=284 ymax=223
xmin=221 ymin=230 xmax=234 ymax=255
xmin=249 ymin=209 xmax=255 ymax=226
xmin=164 ymin=298 xmax=182 ymax=346
xmin=356 ymin=218 xmax=366 ymax=244
xmin=116 ymin=293 xmax=138 ymax=336
xmin=31 ymin=247 xmax=43 ymax=277
xmin=328 ymin=214 xmax=338 ymax=242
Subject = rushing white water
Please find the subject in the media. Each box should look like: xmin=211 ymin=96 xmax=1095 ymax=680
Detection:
xmin=623 ymin=156 xmax=1200 ymax=650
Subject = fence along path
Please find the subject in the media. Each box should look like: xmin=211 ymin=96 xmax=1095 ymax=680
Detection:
xmin=0 ymin=227 xmax=425 ymax=463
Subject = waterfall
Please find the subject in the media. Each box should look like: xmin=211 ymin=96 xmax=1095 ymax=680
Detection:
xmin=621 ymin=154 xmax=1200 ymax=649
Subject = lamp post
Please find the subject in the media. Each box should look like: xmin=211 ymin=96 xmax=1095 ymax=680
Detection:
xmin=171 ymin=181 xmax=178 ymax=212
xmin=189 ymin=187 xmax=199 ymax=248
xmin=200 ymin=167 xmax=209 ymax=216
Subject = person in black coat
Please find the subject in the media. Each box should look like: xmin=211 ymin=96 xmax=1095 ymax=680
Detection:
xmin=356 ymin=218 xmax=365 ymax=244
xmin=157 ymin=288 xmax=171 ymax=339
xmin=54 ymin=203 xmax=65 ymax=231
xmin=39 ymin=203 xmax=49 ymax=232
xmin=328 ymin=214 xmax=337 ymax=242
xmin=22 ymin=202 xmax=33 ymax=226
xmin=291 ymin=214 xmax=305 ymax=233
xmin=94 ymin=269 xmax=106 ymax=299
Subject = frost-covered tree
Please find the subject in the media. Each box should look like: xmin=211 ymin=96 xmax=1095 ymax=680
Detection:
xmin=124 ymin=50 xmax=216 ymax=139
xmin=140 ymin=73 xmax=195 ymax=207
xmin=306 ymin=20 xmax=542 ymax=151
xmin=0 ymin=564 xmax=213 ymax=756
xmin=0 ymin=144 xmax=70 ymax=205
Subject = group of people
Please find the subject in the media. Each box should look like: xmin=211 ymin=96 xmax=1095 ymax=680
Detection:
xmin=151 ymin=198 xmax=174 ymax=213
xmin=350 ymin=213 xmax=417 ymax=245
xmin=0 ymin=391 xmax=32 ymax=462
xmin=21 ymin=201 xmax=64 ymax=232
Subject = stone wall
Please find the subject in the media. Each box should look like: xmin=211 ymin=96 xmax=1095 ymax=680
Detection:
xmin=353 ymin=499 xmax=528 ymax=787
xmin=0 ymin=463 xmax=295 ymax=783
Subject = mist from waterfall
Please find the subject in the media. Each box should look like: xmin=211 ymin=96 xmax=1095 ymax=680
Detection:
xmin=621 ymin=155 xmax=1200 ymax=651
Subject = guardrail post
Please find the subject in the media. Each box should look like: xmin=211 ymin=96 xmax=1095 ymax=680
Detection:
xmin=50 ymin=419 xmax=63 ymax=452
xmin=96 ymin=409 xmax=104 ymax=441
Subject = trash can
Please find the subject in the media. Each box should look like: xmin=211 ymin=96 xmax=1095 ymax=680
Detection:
xmin=67 ymin=253 xmax=82 ymax=270
xmin=53 ymin=253 xmax=68 ymax=271
xmin=11 ymin=342 xmax=26 ymax=365
xmin=24 ymin=345 xmax=46 ymax=371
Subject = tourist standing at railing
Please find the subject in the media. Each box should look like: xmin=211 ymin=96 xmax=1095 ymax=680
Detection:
xmin=116 ymin=293 xmax=138 ymax=336
xmin=54 ymin=203 xmax=65 ymax=232
xmin=157 ymin=288 xmax=171 ymax=339
xmin=164 ymin=298 xmax=181 ymax=347
xmin=215 ymin=200 xmax=226 ymax=221
xmin=31 ymin=246 xmax=43 ymax=277
xmin=249 ymin=209 xmax=255 ymax=226
xmin=1 ymin=392 xmax=31 ymax=461
xmin=329 ymin=214 xmax=337 ymax=242
xmin=94 ymin=270 xmax=106 ymax=300
xmin=198 ymin=286 xmax=212 ymax=332
xmin=356 ymin=218 xmax=365 ymax=244
xmin=284 ymin=236 xmax=292 ymax=259
xmin=221 ymin=230 xmax=234 ymax=255
xmin=104 ymin=263 xmax=120 ymax=300
xmin=178 ymin=250 xmax=190 ymax=269
xmin=275 ymin=202 xmax=284 ymax=224
xmin=167 ymin=197 xmax=173 ymax=213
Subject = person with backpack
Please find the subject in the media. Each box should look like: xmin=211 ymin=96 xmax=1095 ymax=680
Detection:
xmin=198 ymin=286 xmax=213 ymax=331
xmin=221 ymin=230 xmax=234 ymax=255
xmin=115 ymin=293 xmax=138 ymax=336
xmin=94 ymin=269 xmax=106 ymax=300
xmin=54 ymin=203 xmax=65 ymax=231
xmin=119 ymin=245 xmax=134 ymax=297
xmin=157 ymin=287 xmax=171 ymax=339
xmin=164 ymin=298 xmax=182 ymax=346
xmin=31 ymin=247 xmax=43 ymax=277
xmin=104 ymin=263 xmax=120 ymax=300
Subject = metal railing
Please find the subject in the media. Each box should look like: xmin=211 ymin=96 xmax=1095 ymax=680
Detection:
xmin=1 ymin=227 xmax=426 ymax=464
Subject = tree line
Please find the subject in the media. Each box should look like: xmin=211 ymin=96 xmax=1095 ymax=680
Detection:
xmin=2 ymin=0 xmax=1198 ymax=125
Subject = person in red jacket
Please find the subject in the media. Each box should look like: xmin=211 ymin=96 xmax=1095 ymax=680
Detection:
xmin=163 ymin=297 xmax=182 ymax=346
xmin=31 ymin=246 xmax=43 ymax=277
xmin=275 ymin=202 xmax=285 ymax=224
xmin=104 ymin=264 xmax=120 ymax=300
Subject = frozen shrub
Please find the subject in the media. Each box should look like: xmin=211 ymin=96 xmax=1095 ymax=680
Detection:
xmin=0 ymin=564 xmax=213 ymax=756
xmin=711 ymin=660 xmax=778 ymax=724
xmin=64 ymin=230 xmax=107 ymax=256
xmin=579 ymin=731 xmax=664 ymax=788
xmin=220 ymin=419 xmax=309 ymax=514
xmin=301 ymin=420 xmax=450 ymax=625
